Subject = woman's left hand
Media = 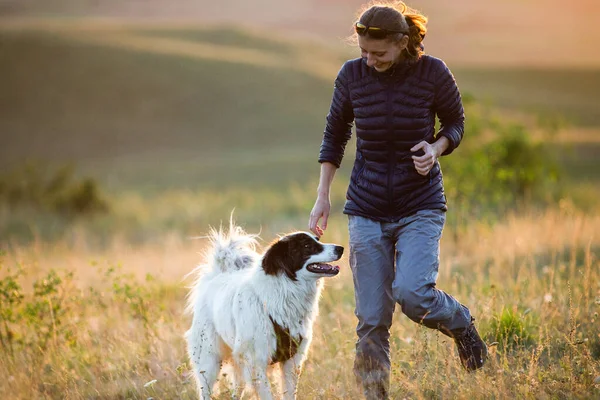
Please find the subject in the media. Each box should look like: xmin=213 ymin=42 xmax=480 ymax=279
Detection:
xmin=410 ymin=141 xmax=438 ymax=176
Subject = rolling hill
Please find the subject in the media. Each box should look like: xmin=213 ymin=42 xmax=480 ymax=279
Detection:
xmin=2 ymin=0 xmax=600 ymax=68
xmin=1 ymin=25 xmax=599 ymax=192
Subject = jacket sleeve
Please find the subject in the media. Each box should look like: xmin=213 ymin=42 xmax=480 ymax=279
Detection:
xmin=433 ymin=60 xmax=464 ymax=156
xmin=318 ymin=63 xmax=354 ymax=168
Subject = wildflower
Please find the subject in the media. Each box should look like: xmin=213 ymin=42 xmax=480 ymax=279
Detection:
xmin=144 ymin=379 xmax=157 ymax=388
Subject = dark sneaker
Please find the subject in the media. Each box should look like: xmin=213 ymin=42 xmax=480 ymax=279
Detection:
xmin=363 ymin=380 xmax=388 ymax=400
xmin=354 ymin=365 xmax=389 ymax=400
xmin=452 ymin=318 xmax=488 ymax=371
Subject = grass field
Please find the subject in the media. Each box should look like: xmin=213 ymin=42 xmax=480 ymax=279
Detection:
xmin=1 ymin=22 xmax=600 ymax=399
xmin=1 ymin=208 xmax=599 ymax=399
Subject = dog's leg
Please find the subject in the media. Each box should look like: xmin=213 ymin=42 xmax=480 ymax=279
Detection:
xmin=192 ymin=353 xmax=221 ymax=399
xmin=230 ymin=363 xmax=245 ymax=399
xmin=251 ymin=367 xmax=273 ymax=400
xmin=281 ymin=358 xmax=302 ymax=400
xmin=281 ymin=360 xmax=299 ymax=400
xmin=236 ymin=353 xmax=273 ymax=400
xmin=188 ymin=324 xmax=222 ymax=400
xmin=280 ymin=337 xmax=311 ymax=400
xmin=191 ymin=355 xmax=221 ymax=399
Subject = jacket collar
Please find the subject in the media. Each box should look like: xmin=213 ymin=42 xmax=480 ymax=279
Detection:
xmin=364 ymin=56 xmax=419 ymax=80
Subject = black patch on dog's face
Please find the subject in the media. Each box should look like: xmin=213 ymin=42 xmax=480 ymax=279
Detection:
xmin=262 ymin=233 xmax=323 ymax=281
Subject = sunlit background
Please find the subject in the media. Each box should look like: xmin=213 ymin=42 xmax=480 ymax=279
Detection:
xmin=1 ymin=1 xmax=599 ymax=399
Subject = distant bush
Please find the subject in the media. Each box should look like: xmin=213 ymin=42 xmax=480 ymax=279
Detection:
xmin=442 ymin=102 xmax=562 ymax=216
xmin=488 ymin=307 xmax=537 ymax=350
xmin=0 ymin=162 xmax=109 ymax=216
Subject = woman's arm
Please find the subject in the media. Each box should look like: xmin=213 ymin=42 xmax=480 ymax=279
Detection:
xmin=309 ymin=162 xmax=337 ymax=237
xmin=412 ymin=59 xmax=463 ymax=175
xmin=309 ymin=63 xmax=355 ymax=236
xmin=433 ymin=60 xmax=465 ymax=156
xmin=318 ymin=63 xmax=355 ymax=168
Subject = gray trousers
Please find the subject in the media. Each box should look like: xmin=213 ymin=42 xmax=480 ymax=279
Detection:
xmin=348 ymin=210 xmax=471 ymax=388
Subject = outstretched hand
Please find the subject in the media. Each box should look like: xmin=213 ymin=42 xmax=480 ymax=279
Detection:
xmin=308 ymin=196 xmax=330 ymax=238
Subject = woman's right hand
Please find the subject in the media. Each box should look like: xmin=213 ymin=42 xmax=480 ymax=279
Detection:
xmin=309 ymin=195 xmax=330 ymax=238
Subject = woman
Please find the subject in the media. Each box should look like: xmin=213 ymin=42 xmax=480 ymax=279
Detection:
xmin=308 ymin=2 xmax=487 ymax=398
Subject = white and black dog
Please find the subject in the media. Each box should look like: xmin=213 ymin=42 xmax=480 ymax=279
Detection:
xmin=185 ymin=223 xmax=344 ymax=399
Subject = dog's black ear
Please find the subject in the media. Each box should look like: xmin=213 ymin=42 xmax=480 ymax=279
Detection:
xmin=262 ymin=238 xmax=297 ymax=281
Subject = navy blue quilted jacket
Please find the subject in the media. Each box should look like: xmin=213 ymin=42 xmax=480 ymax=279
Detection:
xmin=318 ymin=55 xmax=464 ymax=222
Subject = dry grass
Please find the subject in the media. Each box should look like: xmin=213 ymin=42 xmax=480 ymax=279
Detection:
xmin=1 ymin=207 xmax=599 ymax=399
xmin=1 ymin=16 xmax=599 ymax=400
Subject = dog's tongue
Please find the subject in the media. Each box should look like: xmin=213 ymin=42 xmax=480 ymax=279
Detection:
xmin=324 ymin=263 xmax=341 ymax=272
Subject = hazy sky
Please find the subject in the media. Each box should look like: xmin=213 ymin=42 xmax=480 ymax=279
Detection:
xmin=2 ymin=0 xmax=599 ymax=67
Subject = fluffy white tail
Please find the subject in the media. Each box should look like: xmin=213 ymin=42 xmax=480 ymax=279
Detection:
xmin=185 ymin=220 xmax=259 ymax=315
xmin=205 ymin=222 xmax=259 ymax=273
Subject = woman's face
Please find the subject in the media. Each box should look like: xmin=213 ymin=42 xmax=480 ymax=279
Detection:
xmin=358 ymin=35 xmax=408 ymax=72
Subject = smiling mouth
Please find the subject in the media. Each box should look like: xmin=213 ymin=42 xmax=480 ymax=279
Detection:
xmin=307 ymin=263 xmax=340 ymax=275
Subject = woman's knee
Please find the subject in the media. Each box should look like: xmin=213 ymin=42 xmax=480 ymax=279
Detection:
xmin=393 ymin=285 xmax=433 ymax=321
xmin=356 ymin=305 xmax=394 ymax=334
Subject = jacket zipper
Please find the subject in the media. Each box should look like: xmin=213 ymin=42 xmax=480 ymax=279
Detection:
xmin=386 ymin=82 xmax=394 ymax=220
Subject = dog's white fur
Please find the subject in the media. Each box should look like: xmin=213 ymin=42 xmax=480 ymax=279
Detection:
xmin=185 ymin=223 xmax=343 ymax=399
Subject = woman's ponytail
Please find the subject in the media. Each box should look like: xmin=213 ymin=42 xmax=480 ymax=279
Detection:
xmin=403 ymin=12 xmax=427 ymax=59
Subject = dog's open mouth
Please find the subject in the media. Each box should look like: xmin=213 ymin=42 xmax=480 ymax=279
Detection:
xmin=307 ymin=263 xmax=340 ymax=275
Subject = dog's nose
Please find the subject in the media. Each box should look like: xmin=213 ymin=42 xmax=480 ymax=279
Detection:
xmin=335 ymin=246 xmax=344 ymax=257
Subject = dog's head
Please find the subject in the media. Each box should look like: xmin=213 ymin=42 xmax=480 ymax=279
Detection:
xmin=261 ymin=232 xmax=344 ymax=281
